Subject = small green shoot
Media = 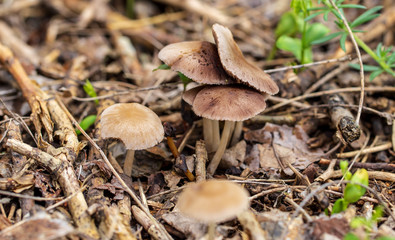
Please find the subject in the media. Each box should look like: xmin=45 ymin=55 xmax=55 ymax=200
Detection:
xmin=83 ymin=79 xmax=99 ymax=105
xmin=274 ymin=0 xmax=329 ymax=64
xmin=345 ymin=205 xmax=394 ymax=240
xmin=75 ymin=115 xmax=97 ymax=135
xmin=332 ymin=161 xmax=369 ymax=214
xmin=153 ymin=64 xmax=192 ymax=91
xmin=153 ymin=64 xmax=171 ymax=71
xmin=307 ymin=1 xmax=395 ymax=80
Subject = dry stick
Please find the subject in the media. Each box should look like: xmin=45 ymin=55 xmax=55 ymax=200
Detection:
xmin=328 ymin=0 xmax=365 ymax=125
xmin=55 ymin=96 xmax=173 ymax=240
xmin=337 ymin=142 xmax=392 ymax=158
xmin=318 ymin=159 xmax=395 ymax=172
xmin=264 ymin=86 xmax=395 ymax=113
xmin=305 ymin=55 xmax=370 ymax=94
xmin=284 ymin=197 xmax=313 ymax=222
xmin=264 ymin=55 xmax=352 ymax=74
xmin=319 ymin=169 xmax=395 ymax=182
xmin=5 ymin=139 xmax=99 ymax=238
xmin=0 ymin=190 xmax=62 ymax=201
xmin=195 ymin=140 xmax=208 ymax=183
xmin=0 ymin=44 xmax=53 ymax=143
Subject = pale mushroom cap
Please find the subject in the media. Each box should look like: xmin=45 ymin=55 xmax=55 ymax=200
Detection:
xmin=158 ymin=41 xmax=233 ymax=85
xmin=177 ymin=180 xmax=250 ymax=223
xmin=192 ymin=85 xmax=268 ymax=121
xmin=100 ymin=103 xmax=164 ymax=150
xmin=212 ymin=24 xmax=279 ymax=95
xmin=182 ymin=85 xmax=205 ymax=105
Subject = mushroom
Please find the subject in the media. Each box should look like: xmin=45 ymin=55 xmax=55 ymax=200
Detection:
xmin=212 ymin=24 xmax=279 ymax=95
xmin=158 ymin=41 xmax=234 ymax=152
xmin=183 ymin=85 xmax=268 ymax=175
xmin=212 ymin=23 xmax=279 ymax=146
xmin=177 ymin=179 xmax=250 ymax=240
xmin=100 ymin=103 xmax=164 ymax=177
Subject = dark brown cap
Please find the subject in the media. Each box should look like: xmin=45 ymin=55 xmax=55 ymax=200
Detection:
xmin=191 ymin=85 xmax=268 ymax=121
xmin=212 ymin=24 xmax=279 ymax=95
xmin=100 ymin=103 xmax=164 ymax=150
xmin=158 ymin=41 xmax=233 ymax=85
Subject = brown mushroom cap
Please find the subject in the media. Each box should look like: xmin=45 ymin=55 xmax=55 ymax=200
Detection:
xmin=212 ymin=24 xmax=279 ymax=95
xmin=158 ymin=41 xmax=233 ymax=85
xmin=100 ymin=103 xmax=164 ymax=150
xmin=177 ymin=180 xmax=250 ymax=223
xmin=191 ymin=85 xmax=268 ymax=121
xmin=182 ymin=85 xmax=205 ymax=105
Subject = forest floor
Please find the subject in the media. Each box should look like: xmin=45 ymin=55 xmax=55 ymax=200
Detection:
xmin=0 ymin=0 xmax=394 ymax=239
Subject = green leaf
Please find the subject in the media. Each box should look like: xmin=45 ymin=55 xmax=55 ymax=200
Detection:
xmin=344 ymin=169 xmax=369 ymax=203
xmin=75 ymin=115 xmax=97 ymax=135
xmin=276 ymin=36 xmax=302 ymax=61
xmin=377 ymin=236 xmax=395 ymax=240
xmin=304 ymin=23 xmax=330 ymax=46
xmin=332 ymin=198 xmax=348 ymax=214
xmin=340 ymin=160 xmax=348 ymax=174
xmin=370 ymin=69 xmax=384 ymax=81
xmin=349 ymin=63 xmax=380 ymax=71
xmin=339 ymin=4 xmax=366 ymax=9
xmin=339 ymin=33 xmax=347 ymax=52
xmin=344 ymin=233 xmax=361 ymax=240
xmin=310 ymin=31 xmax=343 ymax=45
xmin=372 ymin=205 xmax=384 ymax=222
xmin=83 ymin=79 xmax=99 ymax=105
xmin=350 ymin=6 xmax=383 ymax=28
xmin=350 ymin=216 xmax=369 ymax=229
xmin=177 ymin=72 xmax=192 ymax=89
xmin=275 ymin=11 xmax=299 ymax=37
xmin=153 ymin=64 xmax=170 ymax=71
xmin=305 ymin=11 xmax=324 ymax=21
xmin=344 ymin=184 xmax=364 ymax=203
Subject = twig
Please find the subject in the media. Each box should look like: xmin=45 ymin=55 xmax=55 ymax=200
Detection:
xmin=264 ymin=55 xmax=352 ymax=73
xmin=338 ymin=130 xmax=370 ymax=186
xmin=328 ymin=0 xmax=365 ymax=125
xmin=264 ymin=86 xmax=395 ymax=113
xmin=318 ymin=158 xmax=395 ymax=172
xmin=284 ymin=197 xmax=313 ymax=222
xmin=0 ymin=190 xmax=62 ymax=201
xmin=336 ymin=142 xmax=392 ymax=158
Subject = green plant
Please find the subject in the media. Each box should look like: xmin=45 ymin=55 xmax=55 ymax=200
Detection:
xmin=153 ymin=64 xmax=192 ymax=90
xmin=83 ymin=79 xmax=99 ymax=105
xmin=344 ymin=205 xmax=395 ymax=240
xmin=332 ymin=160 xmax=369 ymax=214
xmin=75 ymin=115 xmax=97 ymax=135
xmin=274 ymin=0 xmax=330 ymax=64
xmin=307 ymin=0 xmax=395 ymax=80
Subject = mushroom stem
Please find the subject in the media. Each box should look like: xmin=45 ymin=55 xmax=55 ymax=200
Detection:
xmin=207 ymin=120 xmax=235 ymax=175
xmin=207 ymin=222 xmax=216 ymax=240
xmin=124 ymin=149 xmax=135 ymax=177
xmin=211 ymin=120 xmax=220 ymax=152
xmin=230 ymin=121 xmax=243 ymax=146
xmin=203 ymin=118 xmax=214 ymax=152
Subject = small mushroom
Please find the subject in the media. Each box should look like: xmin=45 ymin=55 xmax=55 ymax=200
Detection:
xmin=158 ymin=41 xmax=233 ymax=85
xmin=177 ymin=180 xmax=250 ymax=240
xmin=100 ymin=103 xmax=164 ymax=177
xmin=183 ymin=85 xmax=268 ymax=175
xmin=212 ymin=23 xmax=279 ymax=95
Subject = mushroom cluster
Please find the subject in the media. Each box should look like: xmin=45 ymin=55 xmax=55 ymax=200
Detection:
xmin=159 ymin=24 xmax=279 ymax=175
